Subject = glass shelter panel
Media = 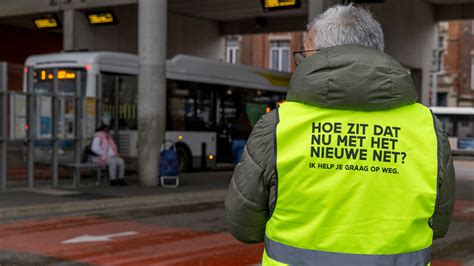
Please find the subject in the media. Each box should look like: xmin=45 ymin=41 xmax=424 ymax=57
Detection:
xmin=31 ymin=68 xmax=87 ymax=163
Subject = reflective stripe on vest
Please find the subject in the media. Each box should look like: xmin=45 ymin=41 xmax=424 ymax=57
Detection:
xmin=264 ymin=102 xmax=438 ymax=265
xmin=264 ymin=237 xmax=431 ymax=266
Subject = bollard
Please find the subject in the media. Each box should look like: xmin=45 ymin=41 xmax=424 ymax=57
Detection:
xmin=52 ymin=69 xmax=59 ymax=187
xmin=0 ymin=62 xmax=7 ymax=191
xmin=26 ymin=67 xmax=35 ymax=188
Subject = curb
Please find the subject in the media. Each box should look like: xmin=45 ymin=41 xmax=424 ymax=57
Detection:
xmin=0 ymin=188 xmax=228 ymax=221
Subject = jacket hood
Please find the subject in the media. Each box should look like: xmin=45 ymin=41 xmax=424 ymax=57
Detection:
xmin=287 ymin=45 xmax=417 ymax=111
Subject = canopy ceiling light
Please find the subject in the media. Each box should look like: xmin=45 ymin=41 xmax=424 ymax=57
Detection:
xmin=33 ymin=14 xmax=61 ymax=30
xmin=261 ymin=0 xmax=301 ymax=12
xmin=86 ymin=10 xmax=118 ymax=26
xmin=345 ymin=0 xmax=385 ymax=3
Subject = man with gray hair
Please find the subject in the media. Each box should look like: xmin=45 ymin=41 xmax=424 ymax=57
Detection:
xmin=226 ymin=4 xmax=454 ymax=265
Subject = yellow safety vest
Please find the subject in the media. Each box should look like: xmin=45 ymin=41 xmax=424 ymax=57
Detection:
xmin=263 ymin=102 xmax=438 ymax=265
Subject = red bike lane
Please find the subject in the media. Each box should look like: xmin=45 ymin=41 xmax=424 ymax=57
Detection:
xmin=0 ymin=199 xmax=471 ymax=266
xmin=0 ymin=216 xmax=263 ymax=265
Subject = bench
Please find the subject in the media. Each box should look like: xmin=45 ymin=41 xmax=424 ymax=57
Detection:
xmin=61 ymin=163 xmax=106 ymax=187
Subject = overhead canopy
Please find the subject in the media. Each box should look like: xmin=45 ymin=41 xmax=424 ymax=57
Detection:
xmin=427 ymin=0 xmax=474 ymax=20
xmin=427 ymin=0 xmax=474 ymax=4
xmin=169 ymin=0 xmax=474 ymax=33
xmin=168 ymin=0 xmax=307 ymax=21
xmin=0 ymin=0 xmax=472 ymax=34
xmin=168 ymin=0 xmax=309 ymax=34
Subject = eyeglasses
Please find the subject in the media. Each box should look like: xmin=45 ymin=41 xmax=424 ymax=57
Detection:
xmin=292 ymin=49 xmax=319 ymax=66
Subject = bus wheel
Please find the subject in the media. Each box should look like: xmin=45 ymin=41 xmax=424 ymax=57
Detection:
xmin=176 ymin=145 xmax=191 ymax=173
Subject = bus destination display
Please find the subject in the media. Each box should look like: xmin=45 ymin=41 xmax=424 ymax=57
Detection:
xmin=36 ymin=70 xmax=76 ymax=81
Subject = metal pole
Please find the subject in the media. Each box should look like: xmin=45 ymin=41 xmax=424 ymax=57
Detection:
xmin=114 ymin=76 xmax=120 ymax=145
xmin=96 ymin=74 xmax=102 ymax=130
xmin=74 ymin=71 xmax=82 ymax=164
xmin=431 ymin=72 xmax=439 ymax=107
xmin=26 ymin=67 xmax=35 ymax=188
xmin=0 ymin=62 xmax=7 ymax=191
xmin=52 ymin=69 xmax=59 ymax=187
xmin=138 ymin=0 xmax=167 ymax=186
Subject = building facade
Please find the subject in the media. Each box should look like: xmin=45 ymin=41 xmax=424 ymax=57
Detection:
xmin=228 ymin=21 xmax=474 ymax=109
xmin=225 ymin=32 xmax=304 ymax=73
xmin=433 ymin=20 xmax=474 ymax=107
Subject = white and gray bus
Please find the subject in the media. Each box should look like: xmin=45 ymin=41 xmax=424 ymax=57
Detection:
xmin=431 ymin=107 xmax=474 ymax=151
xmin=24 ymin=52 xmax=290 ymax=170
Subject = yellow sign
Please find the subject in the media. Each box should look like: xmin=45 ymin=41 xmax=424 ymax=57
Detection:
xmin=87 ymin=98 xmax=96 ymax=116
xmin=261 ymin=0 xmax=300 ymax=11
xmin=87 ymin=11 xmax=117 ymax=25
xmin=34 ymin=18 xmax=58 ymax=29
xmin=33 ymin=14 xmax=61 ymax=30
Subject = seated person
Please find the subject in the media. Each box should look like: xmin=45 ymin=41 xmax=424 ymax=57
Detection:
xmin=91 ymin=124 xmax=128 ymax=186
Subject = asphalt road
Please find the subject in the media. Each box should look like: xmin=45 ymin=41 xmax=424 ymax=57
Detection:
xmin=431 ymin=160 xmax=474 ymax=266
xmin=0 ymin=160 xmax=471 ymax=265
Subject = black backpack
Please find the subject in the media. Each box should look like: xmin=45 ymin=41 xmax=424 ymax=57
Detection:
xmin=81 ymin=142 xmax=99 ymax=163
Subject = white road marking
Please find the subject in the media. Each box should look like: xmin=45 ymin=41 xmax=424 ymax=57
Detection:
xmin=462 ymin=207 xmax=474 ymax=214
xmin=62 ymin=231 xmax=138 ymax=244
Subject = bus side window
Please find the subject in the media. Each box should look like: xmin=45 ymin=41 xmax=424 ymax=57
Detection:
xmin=167 ymin=80 xmax=215 ymax=132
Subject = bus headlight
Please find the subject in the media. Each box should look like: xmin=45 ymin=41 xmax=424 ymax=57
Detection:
xmin=208 ymin=155 xmax=214 ymax=160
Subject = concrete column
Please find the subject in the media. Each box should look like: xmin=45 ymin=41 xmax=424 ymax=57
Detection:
xmin=63 ymin=9 xmax=75 ymax=51
xmin=138 ymin=0 xmax=167 ymax=186
xmin=308 ymin=0 xmax=324 ymax=22
xmin=308 ymin=0 xmax=338 ymax=22
xmin=369 ymin=0 xmax=436 ymax=105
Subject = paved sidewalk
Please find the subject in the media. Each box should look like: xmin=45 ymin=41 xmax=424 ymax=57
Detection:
xmin=0 ymin=171 xmax=233 ymax=221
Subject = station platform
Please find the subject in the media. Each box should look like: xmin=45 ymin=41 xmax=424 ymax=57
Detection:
xmin=0 ymin=171 xmax=232 ymax=221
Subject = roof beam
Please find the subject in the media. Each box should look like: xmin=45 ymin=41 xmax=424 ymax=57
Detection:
xmin=427 ymin=0 xmax=474 ymax=4
xmin=0 ymin=0 xmax=137 ymax=17
xmin=219 ymin=15 xmax=307 ymax=35
xmin=434 ymin=3 xmax=474 ymax=21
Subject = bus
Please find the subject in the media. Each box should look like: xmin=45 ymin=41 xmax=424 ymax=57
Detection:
xmin=431 ymin=107 xmax=474 ymax=151
xmin=23 ymin=52 xmax=290 ymax=171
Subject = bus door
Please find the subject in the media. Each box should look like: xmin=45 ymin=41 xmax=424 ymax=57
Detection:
xmin=167 ymin=80 xmax=217 ymax=170
xmin=215 ymin=88 xmax=285 ymax=164
xmin=100 ymin=73 xmax=138 ymax=157
xmin=216 ymin=87 xmax=242 ymax=164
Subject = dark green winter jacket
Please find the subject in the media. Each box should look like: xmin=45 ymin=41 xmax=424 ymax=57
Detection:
xmin=225 ymin=45 xmax=455 ymax=244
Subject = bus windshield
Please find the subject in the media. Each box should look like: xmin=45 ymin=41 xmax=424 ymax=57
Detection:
xmin=34 ymin=68 xmax=86 ymax=95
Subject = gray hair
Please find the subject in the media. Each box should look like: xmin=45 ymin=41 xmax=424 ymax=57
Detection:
xmin=307 ymin=4 xmax=384 ymax=51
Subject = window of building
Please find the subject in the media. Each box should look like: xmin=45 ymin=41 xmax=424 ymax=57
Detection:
xmin=270 ymin=40 xmax=290 ymax=72
xmin=433 ymin=49 xmax=444 ymax=72
xmin=226 ymin=37 xmax=240 ymax=64
xmin=437 ymin=92 xmax=448 ymax=107
xmin=471 ymin=57 xmax=474 ymax=90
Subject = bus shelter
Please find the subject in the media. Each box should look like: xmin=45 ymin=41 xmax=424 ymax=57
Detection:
xmin=0 ymin=62 xmax=99 ymax=190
